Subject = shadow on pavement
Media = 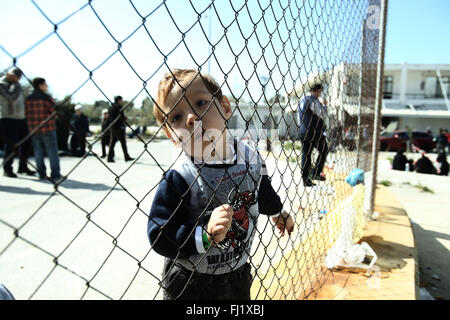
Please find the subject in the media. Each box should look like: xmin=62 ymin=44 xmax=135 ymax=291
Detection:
xmin=58 ymin=178 xmax=116 ymax=191
xmin=411 ymin=223 xmax=450 ymax=300
xmin=0 ymin=185 xmax=52 ymax=196
xmin=359 ymin=235 xmax=414 ymax=272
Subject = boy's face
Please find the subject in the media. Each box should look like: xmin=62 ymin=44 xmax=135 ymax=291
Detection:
xmin=161 ymin=75 xmax=231 ymax=159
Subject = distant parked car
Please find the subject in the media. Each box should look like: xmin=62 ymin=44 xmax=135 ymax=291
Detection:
xmin=380 ymin=130 xmax=435 ymax=152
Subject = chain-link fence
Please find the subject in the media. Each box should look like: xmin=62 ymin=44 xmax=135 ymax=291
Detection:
xmin=0 ymin=0 xmax=386 ymax=300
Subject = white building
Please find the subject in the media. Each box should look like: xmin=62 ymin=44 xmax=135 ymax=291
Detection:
xmin=228 ymin=62 xmax=375 ymax=140
xmin=228 ymin=63 xmax=450 ymax=144
xmin=382 ymin=63 xmax=450 ymax=134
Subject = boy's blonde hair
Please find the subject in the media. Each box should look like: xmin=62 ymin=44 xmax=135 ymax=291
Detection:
xmin=154 ymin=69 xmax=223 ymax=126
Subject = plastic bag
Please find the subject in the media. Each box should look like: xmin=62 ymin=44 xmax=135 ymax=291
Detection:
xmin=343 ymin=244 xmax=366 ymax=265
xmin=345 ymin=168 xmax=364 ymax=187
xmin=341 ymin=242 xmax=377 ymax=271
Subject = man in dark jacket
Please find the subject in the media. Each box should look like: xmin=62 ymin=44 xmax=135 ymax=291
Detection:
xmin=70 ymin=104 xmax=90 ymax=157
xmin=436 ymin=129 xmax=448 ymax=154
xmin=0 ymin=67 xmax=35 ymax=177
xmin=107 ymin=96 xmax=134 ymax=162
xmin=100 ymin=109 xmax=110 ymax=158
xmin=297 ymin=83 xmax=329 ymax=187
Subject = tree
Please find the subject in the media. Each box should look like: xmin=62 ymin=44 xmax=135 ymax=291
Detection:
xmin=81 ymin=103 xmax=101 ymax=124
xmin=138 ymin=97 xmax=156 ymax=127
xmin=94 ymin=100 xmax=110 ymax=110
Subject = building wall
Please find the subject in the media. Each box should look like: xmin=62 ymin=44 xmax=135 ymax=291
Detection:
xmin=404 ymin=70 xmax=424 ymax=96
xmin=384 ymin=64 xmax=450 ymax=104
xmin=384 ymin=69 xmax=402 ymax=95
xmin=397 ymin=117 xmax=450 ymax=133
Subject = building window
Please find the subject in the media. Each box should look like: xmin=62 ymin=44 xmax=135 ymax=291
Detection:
xmin=383 ymin=76 xmax=393 ymax=99
xmin=424 ymin=76 xmax=438 ymax=98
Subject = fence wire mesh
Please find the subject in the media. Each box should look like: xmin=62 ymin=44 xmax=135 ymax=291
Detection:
xmin=0 ymin=0 xmax=384 ymax=300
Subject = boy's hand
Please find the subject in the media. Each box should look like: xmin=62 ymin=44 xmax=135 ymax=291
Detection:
xmin=272 ymin=212 xmax=294 ymax=237
xmin=207 ymin=204 xmax=233 ymax=244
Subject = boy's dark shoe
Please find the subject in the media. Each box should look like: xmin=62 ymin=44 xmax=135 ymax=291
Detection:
xmin=107 ymin=159 xmax=115 ymax=163
xmin=303 ymin=179 xmax=316 ymax=187
xmin=124 ymin=156 xmax=135 ymax=162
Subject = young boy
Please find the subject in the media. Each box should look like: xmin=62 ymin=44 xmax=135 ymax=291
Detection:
xmin=147 ymin=69 xmax=294 ymax=300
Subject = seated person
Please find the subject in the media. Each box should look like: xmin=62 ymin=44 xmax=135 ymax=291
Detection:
xmin=415 ymin=153 xmax=436 ymax=175
xmin=436 ymin=152 xmax=449 ymax=176
xmin=392 ymin=150 xmax=407 ymax=171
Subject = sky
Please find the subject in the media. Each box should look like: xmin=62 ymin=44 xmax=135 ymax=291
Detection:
xmin=1 ymin=0 xmax=447 ymax=107
xmin=385 ymin=0 xmax=450 ymax=64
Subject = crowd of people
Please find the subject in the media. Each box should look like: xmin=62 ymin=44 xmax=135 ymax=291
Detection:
xmin=390 ymin=125 xmax=449 ymax=176
xmin=392 ymin=149 xmax=449 ymax=176
xmin=3 ymin=65 xmax=447 ymax=185
xmin=0 ymin=67 xmax=134 ymax=182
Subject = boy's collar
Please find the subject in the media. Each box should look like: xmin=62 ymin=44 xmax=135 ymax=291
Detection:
xmin=189 ymin=137 xmax=238 ymax=168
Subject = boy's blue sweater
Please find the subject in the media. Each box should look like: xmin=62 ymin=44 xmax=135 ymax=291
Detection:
xmin=147 ymin=140 xmax=283 ymax=275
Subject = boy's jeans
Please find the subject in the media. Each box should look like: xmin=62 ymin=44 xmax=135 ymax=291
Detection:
xmin=31 ymin=130 xmax=61 ymax=179
xmin=161 ymin=259 xmax=253 ymax=300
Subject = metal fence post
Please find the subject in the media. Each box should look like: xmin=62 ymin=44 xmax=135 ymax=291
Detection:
xmin=356 ymin=18 xmax=366 ymax=169
xmin=369 ymin=0 xmax=389 ymax=216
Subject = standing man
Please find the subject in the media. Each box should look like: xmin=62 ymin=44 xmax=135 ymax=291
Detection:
xmin=107 ymin=96 xmax=134 ymax=163
xmin=70 ymin=104 xmax=90 ymax=157
xmin=436 ymin=128 xmax=448 ymax=154
xmin=405 ymin=125 xmax=413 ymax=153
xmin=25 ymin=77 xmax=62 ymax=181
xmin=297 ymin=83 xmax=329 ymax=187
xmin=100 ymin=109 xmax=110 ymax=158
xmin=0 ymin=67 xmax=35 ymax=178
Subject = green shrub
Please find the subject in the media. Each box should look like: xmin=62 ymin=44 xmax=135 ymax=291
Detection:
xmin=379 ymin=180 xmax=392 ymax=187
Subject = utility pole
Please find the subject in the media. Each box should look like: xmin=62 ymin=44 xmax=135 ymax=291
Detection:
xmin=369 ymin=0 xmax=389 ymax=218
